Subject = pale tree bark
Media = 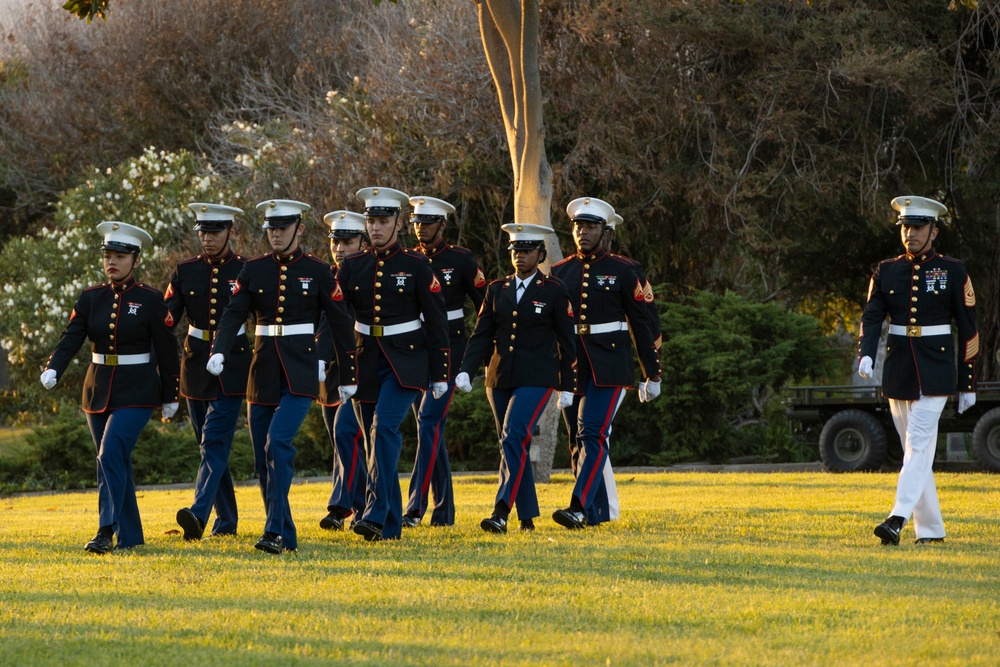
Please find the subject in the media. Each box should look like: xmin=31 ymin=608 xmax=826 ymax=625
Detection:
xmin=478 ymin=0 xmax=563 ymax=482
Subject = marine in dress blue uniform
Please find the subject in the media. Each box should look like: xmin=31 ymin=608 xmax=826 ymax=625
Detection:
xmin=858 ymin=196 xmax=978 ymax=546
xmin=316 ymin=210 xmax=368 ymax=532
xmin=208 ymin=200 xmax=357 ymax=554
xmin=41 ymin=222 xmax=180 ymax=554
xmin=561 ymin=211 xmax=664 ymax=525
xmin=337 ymin=186 xmax=450 ymax=541
xmin=402 ymin=195 xmax=487 ymax=528
xmin=456 ymin=223 xmax=577 ymax=533
xmin=167 ymin=203 xmax=249 ymax=541
xmin=551 ymin=197 xmax=662 ymax=530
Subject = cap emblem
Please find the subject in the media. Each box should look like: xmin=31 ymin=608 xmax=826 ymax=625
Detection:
xmin=269 ymin=201 xmax=277 ymax=208
xmin=373 ymin=188 xmax=380 ymax=195
xmin=584 ymin=198 xmax=591 ymax=205
xmin=905 ymin=199 xmax=911 ymax=206
xmin=516 ymin=225 xmax=523 ymax=232
xmin=112 ymin=223 xmax=120 ymax=231
xmin=200 ymin=205 xmax=208 ymax=212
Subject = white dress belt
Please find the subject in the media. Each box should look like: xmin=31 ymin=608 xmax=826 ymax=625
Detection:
xmin=188 ymin=324 xmax=245 ymax=341
xmin=575 ymin=321 xmax=630 ymax=335
xmin=447 ymin=308 xmax=465 ymax=321
xmin=254 ymin=323 xmax=315 ymax=336
xmin=355 ymin=319 xmax=423 ymax=337
xmin=888 ymin=324 xmax=952 ymax=337
xmin=92 ymin=352 xmax=151 ymax=366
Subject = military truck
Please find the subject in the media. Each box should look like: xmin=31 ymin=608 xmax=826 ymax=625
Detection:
xmin=784 ymin=381 xmax=1000 ymax=472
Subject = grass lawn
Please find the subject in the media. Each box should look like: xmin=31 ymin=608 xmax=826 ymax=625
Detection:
xmin=1 ymin=471 xmax=998 ymax=666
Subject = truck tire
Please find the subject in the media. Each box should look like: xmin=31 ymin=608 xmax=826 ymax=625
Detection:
xmin=819 ymin=409 xmax=888 ymax=472
xmin=972 ymin=407 xmax=1000 ymax=472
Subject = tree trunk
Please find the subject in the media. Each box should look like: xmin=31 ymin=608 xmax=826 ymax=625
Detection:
xmin=478 ymin=0 xmax=562 ymax=481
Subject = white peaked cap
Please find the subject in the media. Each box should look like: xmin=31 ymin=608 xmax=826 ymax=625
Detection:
xmin=96 ymin=221 xmax=153 ymax=251
xmin=324 ymin=210 xmax=367 ymax=234
xmin=255 ymin=199 xmax=312 ymax=218
xmin=501 ymin=222 xmax=556 ymax=248
xmin=409 ymin=195 xmax=455 ymax=218
xmin=188 ymin=202 xmax=243 ymax=221
xmin=607 ymin=213 xmax=624 ymax=230
xmin=356 ymin=186 xmax=409 ymax=213
xmin=566 ymin=196 xmax=615 ymax=224
xmin=891 ymin=195 xmax=947 ymax=221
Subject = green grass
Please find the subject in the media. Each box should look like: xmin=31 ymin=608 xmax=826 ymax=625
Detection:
xmin=1 ymin=472 xmax=999 ymax=666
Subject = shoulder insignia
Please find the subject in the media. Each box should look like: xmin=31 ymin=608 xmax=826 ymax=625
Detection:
xmin=633 ymin=282 xmax=645 ymax=301
xmin=232 ymin=279 xmax=242 ymax=296
xmin=331 ymin=283 xmax=344 ymax=301
xmin=474 ymin=268 xmax=486 ymax=288
xmin=164 ymin=283 xmax=175 ymax=300
xmin=966 ymin=332 xmax=979 ymax=362
xmin=429 ymin=274 xmax=441 ymax=293
xmin=164 ymin=311 xmax=174 ymax=328
xmin=965 ymin=276 xmax=976 ymax=307
xmin=567 ymin=301 xmax=574 ymax=318
xmin=69 ymin=308 xmax=77 ymax=321
xmin=643 ymin=280 xmax=654 ymax=303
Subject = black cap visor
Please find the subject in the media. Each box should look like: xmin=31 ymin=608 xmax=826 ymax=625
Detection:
xmin=101 ymin=241 xmax=141 ymax=254
xmin=896 ymin=215 xmax=937 ymax=227
xmin=508 ymin=240 xmax=545 ymax=251
xmin=194 ymin=219 xmax=233 ymax=232
xmin=262 ymin=214 xmax=301 ymax=229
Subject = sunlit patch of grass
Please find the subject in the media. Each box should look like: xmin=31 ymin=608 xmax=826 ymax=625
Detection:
xmin=1 ymin=472 xmax=998 ymax=665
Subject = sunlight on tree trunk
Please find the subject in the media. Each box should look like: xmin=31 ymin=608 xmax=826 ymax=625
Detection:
xmin=478 ymin=0 xmax=562 ymax=481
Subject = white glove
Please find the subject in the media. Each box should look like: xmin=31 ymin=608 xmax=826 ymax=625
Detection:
xmin=206 ymin=353 xmax=225 ymax=376
xmin=558 ymin=391 xmax=574 ymax=410
xmin=338 ymin=384 xmax=357 ymax=404
xmin=455 ymin=372 xmax=472 ymax=393
xmin=431 ymin=382 xmax=449 ymax=399
xmin=643 ymin=378 xmax=661 ymax=403
xmin=162 ymin=402 xmax=179 ymax=420
xmin=40 ymin=369 xmax=58 ymax=390
xmin=318 ymin=360 xmax=327 ymax=383
xmin=958 ymin=392 xmax=976 ymax=415
xmin=858 ymin=356 xmax=873 ymax=379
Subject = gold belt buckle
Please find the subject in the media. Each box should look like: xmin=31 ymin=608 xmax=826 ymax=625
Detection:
xmin=578 ymin=324 xmax=590 ymax=335
xmin=105 ymin=354 xmax=119 ymax=366
xmin=370 ymin=325 xmax=384 ymax=337
xmin=201 ymin=329 xmax=212 ymax=341
xmin=273 ymin=325 xmax=283 ymax=336
xmin=906 ymin=325 xmax=922 ymax=337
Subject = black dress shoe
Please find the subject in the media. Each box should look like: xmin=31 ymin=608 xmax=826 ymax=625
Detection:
xmin=176 ymin=508 xmax=205 ymax=541
xmin=915 ymin=537 xmax=945 ymax=544
xmin=552 ymin=508 xmax=586 ymax=530
xmin=85 ymin=534 xmax=114 ymax=555
xmin=319 ymin=511 xmax=344 ymax=531
xmin=254 ymin=532 xmax=283 ymax=554
xmin=353 ymin=519 xmax=383 ymax=542
xmin=401 ymin=514 xmax=421 ymax=528
xmin=519 ymin=519 xmax=535 ymax=532
xmin=480 ymin=515 xmax=507 ymax=534
xmin=874 ymin=516 xmax=904 ymax=546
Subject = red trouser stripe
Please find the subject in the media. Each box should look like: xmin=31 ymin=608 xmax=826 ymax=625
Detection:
xmin=509 ymin=389 xmax=553 ymax=503
xmin=579 ymin=388 xmax=622 ymax=502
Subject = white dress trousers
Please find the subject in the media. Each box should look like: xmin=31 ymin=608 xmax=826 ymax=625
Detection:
xmin=888 ymin=395 xmax=947 ymax=539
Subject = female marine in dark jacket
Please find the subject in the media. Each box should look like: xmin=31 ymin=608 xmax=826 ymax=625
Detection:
xmin=455 ymin=223 xmax=577 ymax=533
xmin=41 ymin=221 xmax=180 ymax=553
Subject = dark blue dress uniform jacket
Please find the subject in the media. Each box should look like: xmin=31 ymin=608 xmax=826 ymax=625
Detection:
xmin=859 ymin=250 xmax=978 ymax=400
xmin=552 ymin=250 xmax=661 ymax=388
xmin=165 ymin=249 xmax=250 ymax=400
xmin=460 ymin=273 xmax=578 ymax=392
xmin=614 ymin=253 xmax=662 ymax=354
xmin=336 ymin=242 xmax=450 ymax=402
xmin=316 ymin=268 xmax=358 ymax=408
xmin=413 ymin=240 xmax=487 ymax=380
xmin=46 ymin=277 xmax=180 ymax=412
xmin=211 ymin=247 xmax=356 ymax=405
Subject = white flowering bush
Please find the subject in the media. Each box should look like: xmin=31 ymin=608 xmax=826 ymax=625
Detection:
xmin=0 ymin=147 xmax=242 ymax=413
